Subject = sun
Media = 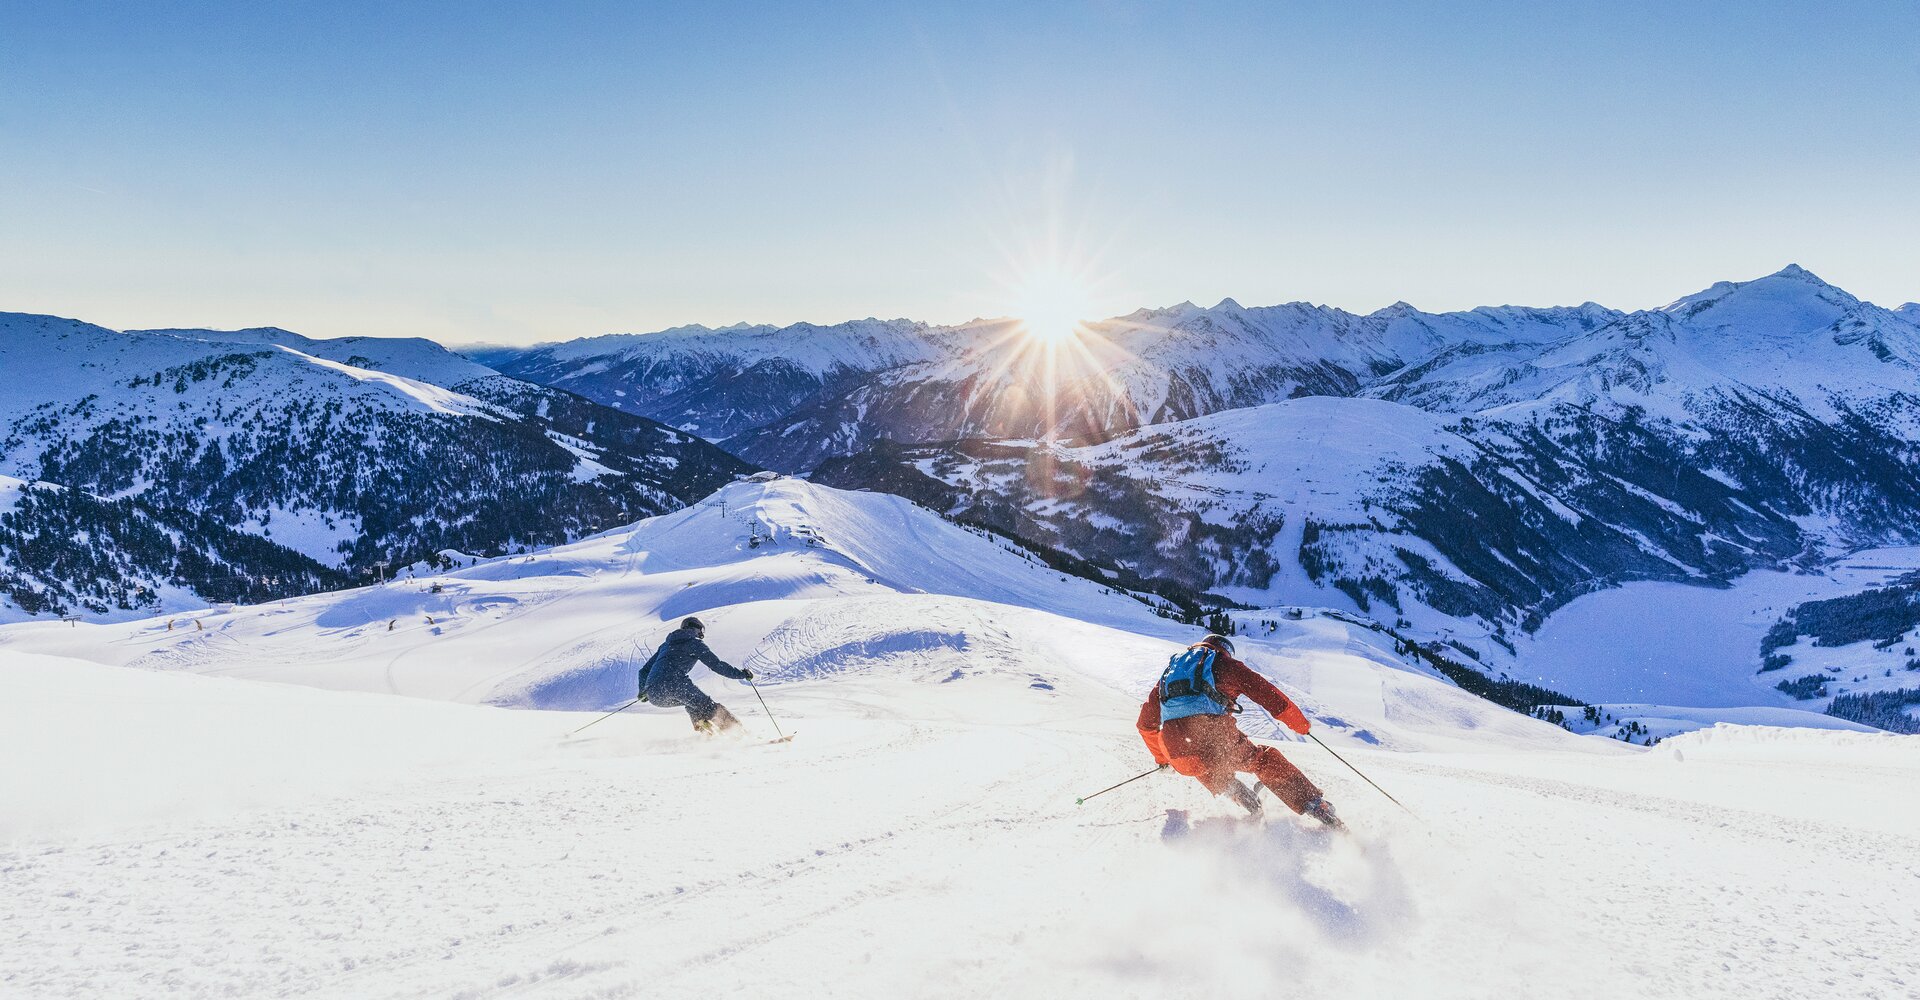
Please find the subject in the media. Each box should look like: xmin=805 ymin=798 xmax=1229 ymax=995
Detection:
xmin=1010 ymin=267 xmax=1094 ymax=346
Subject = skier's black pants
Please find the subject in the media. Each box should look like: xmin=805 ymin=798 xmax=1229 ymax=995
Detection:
xmin=646 ymin=676 xmax=721 ymax=724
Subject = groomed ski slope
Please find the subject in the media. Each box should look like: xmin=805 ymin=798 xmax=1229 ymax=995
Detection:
xmin=4 ymin=480 xmax=1917 ymax=999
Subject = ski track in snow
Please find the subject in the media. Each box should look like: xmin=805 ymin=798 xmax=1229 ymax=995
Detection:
xmin=6 ymin=675 xmax=1917 ymax=1000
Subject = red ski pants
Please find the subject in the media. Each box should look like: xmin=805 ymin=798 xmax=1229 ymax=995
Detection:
xmin=1160 ymin=712 xmax=1322 ymax=814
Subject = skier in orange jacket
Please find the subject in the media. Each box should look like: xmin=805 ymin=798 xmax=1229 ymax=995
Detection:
xmin=1138 ymin=634 xmax=1342 ymax=827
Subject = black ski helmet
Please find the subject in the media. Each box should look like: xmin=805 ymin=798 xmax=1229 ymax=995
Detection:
xmin=682 ymin=616 xmax=706 ymax=633
xmin=1201 ymin=633 xmax=1235 ymax=654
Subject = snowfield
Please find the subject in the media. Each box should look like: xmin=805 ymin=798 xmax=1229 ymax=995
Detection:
xmin=1520 ymin=546 xmax=1920 ymax=708
xmin=4 ymin=480 xmax=1917 ymax=999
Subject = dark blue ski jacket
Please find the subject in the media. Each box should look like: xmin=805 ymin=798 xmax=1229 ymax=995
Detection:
xmin=641 ymin=627 xmax=749 ymax=697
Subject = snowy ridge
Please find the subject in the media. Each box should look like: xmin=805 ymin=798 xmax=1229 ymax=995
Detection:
xmin=0 ymin=311 xmax=751 ymax=620
xmin=521 ymin=317 xmax=944 ymax=374
xmin=272 ymin=345 xmax=494 ymax=417
xmin=0 ymin=313 xmax=504 ymax=503
xmin=1376 ymin=265 xmax=1920 ymax=423
xmin=493 ymin=318 xmax=951 ymax=439
xmin=142 ymin=325 xmax=504 ymax=389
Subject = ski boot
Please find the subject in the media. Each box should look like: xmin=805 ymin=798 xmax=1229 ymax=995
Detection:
xmin=693 ymin=705 xmax=743 ymax=737
xmin=1303 ymin=795 xmax=1346 ymax=831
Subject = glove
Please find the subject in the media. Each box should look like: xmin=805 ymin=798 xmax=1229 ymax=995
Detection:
xmin=741 ymin=667 xmax=755 ymax=681
xmin=1156 ymin=762 xmax=1171 ymax=771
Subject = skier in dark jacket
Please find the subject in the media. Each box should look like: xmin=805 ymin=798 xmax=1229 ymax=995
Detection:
xmin=640 ymin=617 xmax=754 ymax=734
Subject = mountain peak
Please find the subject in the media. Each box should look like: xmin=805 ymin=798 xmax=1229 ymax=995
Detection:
xmin=1768 ymin=263 xmax=1821 ymax=283
xmin=1661 ymin=265 xmax=1859 ymax=325
xmin=1371 ymin=300 xmax=1420 ymax=317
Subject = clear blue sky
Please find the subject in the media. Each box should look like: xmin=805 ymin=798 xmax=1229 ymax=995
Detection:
xmin=2 ymin=1 xmax=1915 ymax=344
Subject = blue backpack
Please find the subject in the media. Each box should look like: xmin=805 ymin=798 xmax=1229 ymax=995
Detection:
xmin=1158 ymin=646 xmax=1228 ymax=724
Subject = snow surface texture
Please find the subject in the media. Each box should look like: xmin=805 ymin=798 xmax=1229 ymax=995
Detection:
xmin=5 ymin=478 xmax=1917 ymax=998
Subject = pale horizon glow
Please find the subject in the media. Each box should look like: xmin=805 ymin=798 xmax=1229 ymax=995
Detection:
xmin=2 ymin=2 xmax=1916 ymax=346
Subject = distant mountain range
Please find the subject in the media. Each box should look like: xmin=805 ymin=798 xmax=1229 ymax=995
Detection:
xmin=489 ymin=319 xmax=950 ymax=443
xmin=482 ymin=300 xmax=1633 ymax=471
xmin=12 ymin=267 xmax=1920 ymax=702
xmin=481 ymin=266 xmax=1920 ymax=677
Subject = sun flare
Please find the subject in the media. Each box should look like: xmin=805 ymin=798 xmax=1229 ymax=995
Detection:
xmin=1010 ymin=268 xmax=1093 ymax=346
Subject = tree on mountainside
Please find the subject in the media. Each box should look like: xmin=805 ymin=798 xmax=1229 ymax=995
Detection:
xmin=1824 ymin=688 xmax=1920 ymax=733
xmin=1775 ymin=675 xmax=1829 ymax=700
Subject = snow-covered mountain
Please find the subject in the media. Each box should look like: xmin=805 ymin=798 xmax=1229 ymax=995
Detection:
xmin=5 ymin=475 xmax=1910 ymax=998
xmin=745 ymin=268 xmax=1920 ymax=474
xmin=801 ymin=269 xmax=1920 ymax=700
xmin=138 ymin=325 xmax=505 ymax=388
xmin=482 ymin=301 xmax=1624 ymax=471
xmin=816 ymin=394 xmax=1801 ymax=657
xmin=0 ymin=473 xmax=343 ymax=622
xmin=725 ymin=300 xmax=1624 ymax=470
xmin=0 ymin=313 xmax=752 ymax=621
xmin=496 ymin=266 xmax=1919 ymax=480
xmin=487 ymin=318 xmax=951 ymax=440
xmin=1370 ymin=265 xmax=1920 ymax=422
xmin=18 ymin=267 xmax=1920 ymax=714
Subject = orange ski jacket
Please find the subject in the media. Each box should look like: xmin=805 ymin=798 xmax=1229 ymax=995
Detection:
xmin=1136 ymin=641 xmax=1311 ymax=764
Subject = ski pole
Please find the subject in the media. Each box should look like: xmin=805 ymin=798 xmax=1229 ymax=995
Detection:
xmin=570 ymin=698 xmax=639 ymax=736
xmin=1309 ymin=732 xmax=1416 ymax=816
xmin=747 ymin=678 xmax=785 ymax=740
xmin=1076 ymin=766 xmax=1162 ymax=806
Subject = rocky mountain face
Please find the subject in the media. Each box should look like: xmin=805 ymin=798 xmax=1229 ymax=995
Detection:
xmin=0 ymin=314 xmax=753 ymax=621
